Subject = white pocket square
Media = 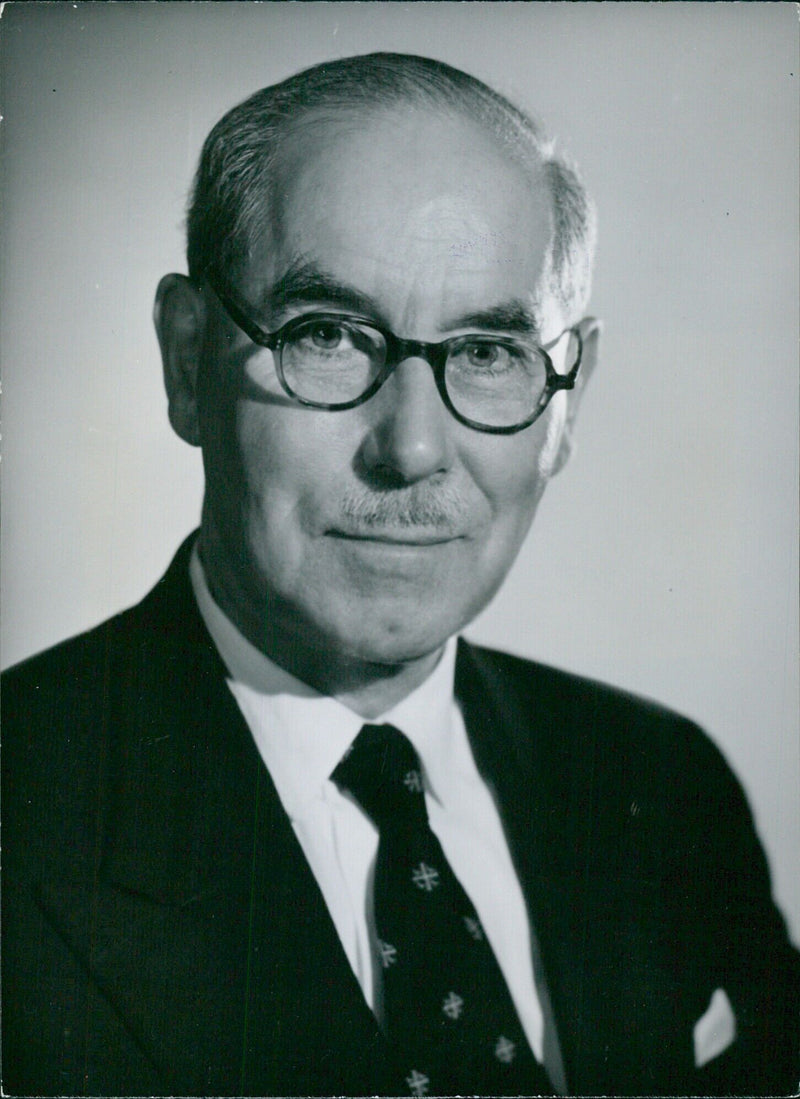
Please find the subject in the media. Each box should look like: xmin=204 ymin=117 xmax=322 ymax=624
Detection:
xmin=693 ymin=987 xmax=737 ymax=1068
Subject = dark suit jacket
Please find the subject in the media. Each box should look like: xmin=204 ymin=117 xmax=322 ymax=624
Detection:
xmin=3 ymin=537 xmax=798 ymax=1097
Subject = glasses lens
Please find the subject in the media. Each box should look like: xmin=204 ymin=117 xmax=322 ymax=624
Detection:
xmin=279 ymin=316 xmax=385 ymax=404
xmin=444 ymin=337 xmax=549 ymax=428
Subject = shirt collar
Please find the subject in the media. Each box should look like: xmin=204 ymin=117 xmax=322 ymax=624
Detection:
xmin=189 ymin=544 xmax=458 ymax=817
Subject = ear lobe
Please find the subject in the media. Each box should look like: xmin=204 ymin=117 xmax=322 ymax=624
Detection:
xmin=551 ymin=316 xmax=601 ymax=475
xmin=154 ymin=273 xmax=207 ymax=447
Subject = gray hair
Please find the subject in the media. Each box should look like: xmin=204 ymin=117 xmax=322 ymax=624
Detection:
xmin=187 ymin=52 xmax=597 ymax=323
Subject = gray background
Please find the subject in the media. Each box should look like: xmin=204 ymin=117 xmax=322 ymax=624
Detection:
xmin=2 ymin=2 xmax=798 ymax=942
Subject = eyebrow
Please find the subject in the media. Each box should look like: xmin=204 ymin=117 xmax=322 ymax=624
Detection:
xmin=262 ymin=260 xmax=542 ymax=341
xmin=449 ymin=303 xmax=541 ymax=341
xmin=262 ymin=262 xmax=384 ymax=321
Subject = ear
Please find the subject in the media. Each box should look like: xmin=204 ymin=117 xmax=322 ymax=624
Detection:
xmin=551 ymin=315 xmax=601 ymax=475
xmin=153 ymin=273 xmax=207 ymax=447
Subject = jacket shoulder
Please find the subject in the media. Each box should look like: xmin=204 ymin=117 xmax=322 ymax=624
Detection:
xmin=460 ymin=639 xmax=708 ymax=746
xmin=2 ymin=534 xmax=209 ymax=715
xmin=457 ymin=638 xmax=750 ymax=830
xmin=1 ymin=537 xmax=217 ymax=865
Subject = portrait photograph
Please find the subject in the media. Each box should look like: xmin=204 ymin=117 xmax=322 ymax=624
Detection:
xmin=2 ymin=3 xmax=798 ymax=1095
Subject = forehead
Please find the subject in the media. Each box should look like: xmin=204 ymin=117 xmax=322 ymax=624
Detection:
xmin=247 ymin=105 xmax=555 ymax=332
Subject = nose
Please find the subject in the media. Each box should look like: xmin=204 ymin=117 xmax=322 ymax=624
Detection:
xmin=360 ymin=357 xmax=454 ymax=484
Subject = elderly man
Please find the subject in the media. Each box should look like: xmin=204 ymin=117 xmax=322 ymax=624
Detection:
xmin=3 ymin=53 xmax=798 ymax=1098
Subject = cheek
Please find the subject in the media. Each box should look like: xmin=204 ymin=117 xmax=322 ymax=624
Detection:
xmin=236 ymin=410 xmax=307 ymax=528
xmin=236 ymin=403 xmax=349 ymax=536
xmin=470 ymin=400 xmax=567 ymax=524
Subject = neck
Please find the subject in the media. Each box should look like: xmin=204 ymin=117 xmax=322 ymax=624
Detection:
xmin=316 ymin=650 xmax=445 ymax=719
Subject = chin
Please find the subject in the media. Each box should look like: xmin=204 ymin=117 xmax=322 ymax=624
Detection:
xmin=324 ymin=603 xmax=469 ymax=668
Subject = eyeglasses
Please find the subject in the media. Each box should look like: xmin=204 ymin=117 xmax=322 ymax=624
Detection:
xmin=203 ymin=272 xmax=582 ymax=435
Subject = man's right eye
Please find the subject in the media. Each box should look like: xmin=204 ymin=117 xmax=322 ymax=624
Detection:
xmin=302 ymin=320 xmax=348 ymax=350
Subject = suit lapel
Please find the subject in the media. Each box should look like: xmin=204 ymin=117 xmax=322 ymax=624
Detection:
xmin=77 ymin=540 xmax=396 ymax=1095
xmin=456 ymin=639 xmax=575 ymax=1092
xmin=455 ymin=640 xmax=699 ymax=1096
xmin=234 ymin=759 xmax=397 ymax=1096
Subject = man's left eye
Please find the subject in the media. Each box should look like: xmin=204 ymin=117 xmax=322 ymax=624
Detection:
xmin=308 ymin=320 xmax=348 ymax=349
xmin=464 ymin=341 xmax=502 ymax=366
xmin=450 ymin=340 xmax=518 ymax=372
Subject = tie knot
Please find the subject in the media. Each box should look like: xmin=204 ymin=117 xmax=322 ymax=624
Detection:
xmin=332 ymin=723 xmax=427 ymax=829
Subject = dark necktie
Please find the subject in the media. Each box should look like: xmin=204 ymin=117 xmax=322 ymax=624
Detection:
xmin=332 ymin=722 xmax=554 ymax=1097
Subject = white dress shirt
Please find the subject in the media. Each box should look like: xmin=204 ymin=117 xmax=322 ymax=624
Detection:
xmin=189 ymin=547 xmax=546 ymax=1064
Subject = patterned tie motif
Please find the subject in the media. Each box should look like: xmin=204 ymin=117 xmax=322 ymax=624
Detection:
xmin=332 ymin=723 xmax=554 ymax=1097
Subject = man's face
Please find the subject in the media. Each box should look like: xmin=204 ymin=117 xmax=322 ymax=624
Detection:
xmin=194 ymin=107 xmax=579 ymax=668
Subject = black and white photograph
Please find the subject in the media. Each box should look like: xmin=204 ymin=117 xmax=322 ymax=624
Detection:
xmin=2 ymin=3 xmax=798 ymax=1095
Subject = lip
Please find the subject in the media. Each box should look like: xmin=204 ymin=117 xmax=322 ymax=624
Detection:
xmin=327 ymin=530 xmax=461 ymax=547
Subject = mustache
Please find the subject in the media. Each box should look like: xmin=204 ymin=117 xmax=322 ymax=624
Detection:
xmin=339 ymin=484 xmax=468 ymax=530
